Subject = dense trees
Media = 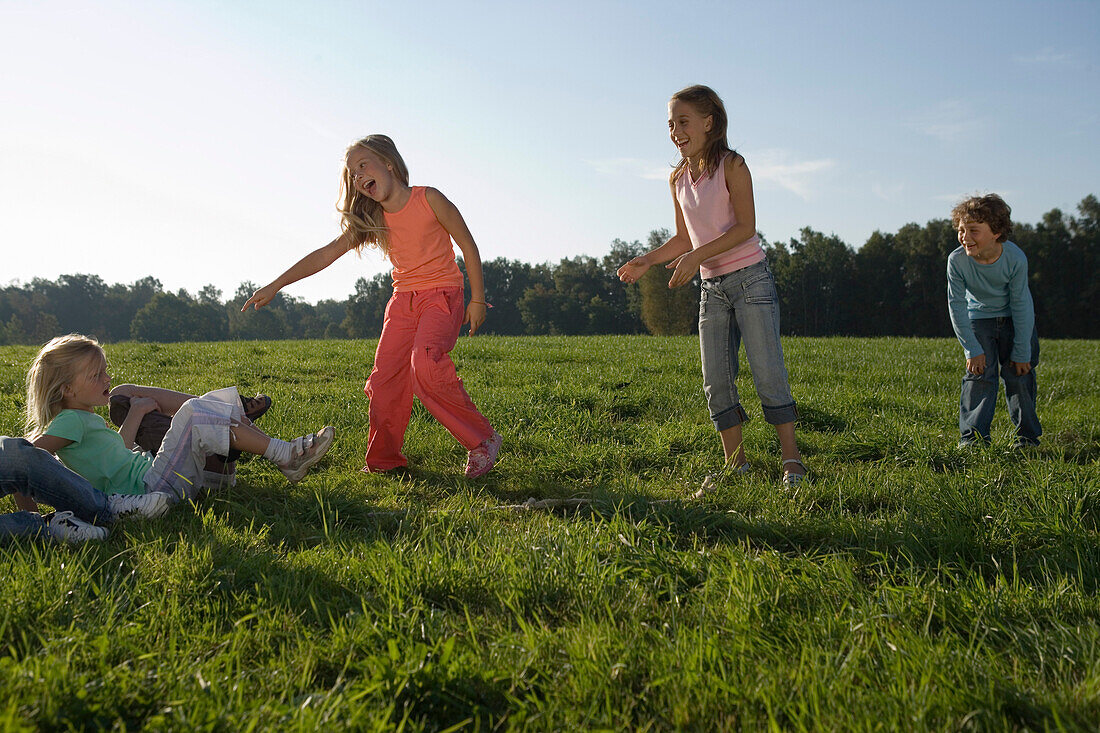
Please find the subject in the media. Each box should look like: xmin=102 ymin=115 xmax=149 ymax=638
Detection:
xmin=2 ymin=196 xmax=1096 ymax=343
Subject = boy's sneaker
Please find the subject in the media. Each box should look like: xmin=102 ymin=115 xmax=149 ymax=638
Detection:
xmin=47 ymin=511 xmax=108 ymax=543
xmin=279 ymin=426 xmax=336 ymax=483
xmin=465 ymin=431 xmax=502 ymax=478
xmin=108 ymin=492 xmax=171 ymax=520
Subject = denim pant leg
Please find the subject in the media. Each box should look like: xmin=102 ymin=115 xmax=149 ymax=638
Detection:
xmin=734 ymin=266 xmax=798 ymax=425
xmin=0 ymin=511 xmax=48 ymax=539
xmin=0 ymin=436 xmax=110 ymax=525
xmin=699 ymin=277 xmax=749 ymax=430
xmin=1001 ymin=324 xmax=1042 ymax=443
xmin=958 ymin=319 xmax=1001 ymax=442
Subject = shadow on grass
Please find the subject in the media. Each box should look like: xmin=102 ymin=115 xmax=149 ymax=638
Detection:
xmin=512 ymin=486 xmax=1100 ymax=596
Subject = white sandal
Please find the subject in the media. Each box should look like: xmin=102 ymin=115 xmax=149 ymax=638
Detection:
xmin=781 ymin=458 xmax=809 ymax=488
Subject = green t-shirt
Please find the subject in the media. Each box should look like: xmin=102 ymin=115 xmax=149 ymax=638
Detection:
xmin=46 ymin=409 xmax=152 ymax=495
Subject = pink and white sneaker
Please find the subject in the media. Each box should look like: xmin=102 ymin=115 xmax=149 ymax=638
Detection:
xmin=464 ymin=431 xmax=502 ymax=478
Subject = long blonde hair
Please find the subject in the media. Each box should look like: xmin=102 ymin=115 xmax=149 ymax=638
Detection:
xmin=337 ymin=134 xmax=410 ymax=256
xmin=25 ymin=334 xmax=106 ymax=438
xmin=670 ymin=85 xmax=734 ymax=183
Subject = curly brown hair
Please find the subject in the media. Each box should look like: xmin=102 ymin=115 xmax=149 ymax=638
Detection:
xmin=950 ymin=194 xmax=1013 ymax=243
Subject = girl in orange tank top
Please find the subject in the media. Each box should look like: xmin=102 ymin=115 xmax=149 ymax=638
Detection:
xmin=244 ymin=135 xmax=501 ymax=478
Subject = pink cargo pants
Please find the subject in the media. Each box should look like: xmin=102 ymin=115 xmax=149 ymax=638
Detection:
xmin=363 ymin=287 xmax=493 ymax=471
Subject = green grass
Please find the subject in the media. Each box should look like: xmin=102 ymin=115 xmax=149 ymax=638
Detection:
xmin=1 ymin=336 xmax=1098 ymax=730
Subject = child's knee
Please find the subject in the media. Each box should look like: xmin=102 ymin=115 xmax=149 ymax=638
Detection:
xmin=109 ymin=384 xmax=140 ymax=398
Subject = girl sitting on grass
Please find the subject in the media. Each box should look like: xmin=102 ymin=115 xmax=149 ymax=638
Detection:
xmin=26 ymin=334 xmax=335 ymax=503
xmin=1 ymin=435 xmax=170 ymax=544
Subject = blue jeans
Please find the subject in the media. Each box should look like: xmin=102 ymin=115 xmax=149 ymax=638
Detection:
xmin=959 ymin=318 xmax=1042 ymax=444
xmin=699 ymin=261 xmax=798 ymax=430
xmin=0 ymin=437 xmax=110 ymax=539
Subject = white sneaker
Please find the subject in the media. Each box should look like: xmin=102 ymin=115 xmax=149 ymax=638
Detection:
xmin=47 ymin=511 xmax=108 ymax=543
xmin=108 ymin=492 xmax=171 ymax=520
xmin=278 ymin=426 xmax=336 ymax=483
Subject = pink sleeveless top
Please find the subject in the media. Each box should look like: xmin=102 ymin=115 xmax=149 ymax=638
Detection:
xmin=675 ymin=153 xmax=765 ymax=279
xmin=384 ymin=186 xmax=465 ymax=293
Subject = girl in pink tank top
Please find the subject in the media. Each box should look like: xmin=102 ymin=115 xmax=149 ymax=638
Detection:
xmin=244 ymin=135 xmax=501 ymax=478
xmin=618 ymin=86 xmax=808 ymax=491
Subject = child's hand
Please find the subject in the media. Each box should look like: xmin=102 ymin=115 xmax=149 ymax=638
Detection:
xmin=617 ymin=257 xmax=651 ymax=284
xmin=1010 ymin=361 xmax=1032 ymax=376
xmin=966 ymin=354 xmax=986 ymax=375
xmin=242 ymin=284 xmax=279 ymax=312
xmin=131 ymin=396 xmax=161 ymax=415
xmin=665 ymin=252 xmax=699 ymax=288
xmin=464 ymin=301 xmax=487 ymax=335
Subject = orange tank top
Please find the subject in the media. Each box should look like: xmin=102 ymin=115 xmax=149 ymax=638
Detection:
xmin=384 ymin=187 xmax=465 ymax=292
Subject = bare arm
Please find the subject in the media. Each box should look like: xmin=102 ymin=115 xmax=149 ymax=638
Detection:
xmin=117 ymin=397 xmax=159 ymax=450
xmin=425 ymin=187 xmax=488 ymax=335
xmin=667 ymin=155 xmax=757 ymax=288
xmin=617 ymin=179 xmax=693 ymax=284
xmin=242 ymin=233 xmax=356 ymax=311
xmin=110 ymin=384 xmax=193 ymax=415
xmin=31 ymin=435 xmax=73 ymax=453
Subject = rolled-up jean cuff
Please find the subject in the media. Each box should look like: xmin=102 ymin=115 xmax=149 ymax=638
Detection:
xmin=762 ymin=402 xmax=798 ymax=426
xmin=713 ymin=404 xmax=750 ymax=431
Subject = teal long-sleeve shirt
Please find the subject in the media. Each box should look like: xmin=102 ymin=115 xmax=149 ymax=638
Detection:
xmin=946 ymin=240 xmax=1035 ymax=363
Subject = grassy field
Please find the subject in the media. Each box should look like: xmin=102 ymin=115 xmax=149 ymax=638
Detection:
xmin=0 ymin=335 xmax=1098 ymax=731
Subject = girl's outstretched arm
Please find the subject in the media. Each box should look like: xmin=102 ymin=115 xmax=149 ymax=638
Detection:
xmin=242 ymin=233 xmax=356 ymax=311
xmin=618 ymin=180 xmax=693 ymax=284
xmin=425 ymin=188 xmax=488 ymax=335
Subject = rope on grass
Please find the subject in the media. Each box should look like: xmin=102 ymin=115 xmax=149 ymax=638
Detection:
xmin=361 ymin=495 xmax=680 ymax=518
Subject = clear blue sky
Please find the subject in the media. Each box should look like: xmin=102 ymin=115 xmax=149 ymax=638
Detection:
xmin=3 ymin=0 xmax=1097 ymax=304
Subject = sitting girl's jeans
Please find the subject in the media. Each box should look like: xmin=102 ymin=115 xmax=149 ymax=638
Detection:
xmin=0 ymin=436 xmax=109 ymax=539
xmin=959 ymin=317 xmax=1041 ymax=444
xmin=698 ymin=261 xmax=798 ymax=430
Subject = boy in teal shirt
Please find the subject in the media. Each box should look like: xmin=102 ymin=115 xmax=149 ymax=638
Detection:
xmin=947 ymin=194 xmax=1041 ymax=447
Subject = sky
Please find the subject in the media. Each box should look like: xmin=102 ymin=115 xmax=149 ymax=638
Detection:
xmin=2 ymin=0 xmax=1098 ymax=304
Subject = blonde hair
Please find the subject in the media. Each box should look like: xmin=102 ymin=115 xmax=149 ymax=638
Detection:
xmin=670 ymin=85 xmax=734 ymax=183
xmin=337 ymin=134 xmax=410 ymax=256
xmin=25 ymin=334 xmax=106 ymax=438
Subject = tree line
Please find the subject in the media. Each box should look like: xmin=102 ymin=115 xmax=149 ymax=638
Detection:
xmin=2 ymin=195 xmax=1096 ymax=345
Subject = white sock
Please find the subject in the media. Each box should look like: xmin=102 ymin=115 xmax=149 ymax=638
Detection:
xmin=263 ymin=438 xmax=292 ymax=465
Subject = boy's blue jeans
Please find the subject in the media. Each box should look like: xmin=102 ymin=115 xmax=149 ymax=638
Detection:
xmin=0 ymin=437 xmax=110 ymax=539
xmin=959 ymin=318 xmax=1042 ymax=444
xmin=699 ymin=261 xmax=798 ymax=430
